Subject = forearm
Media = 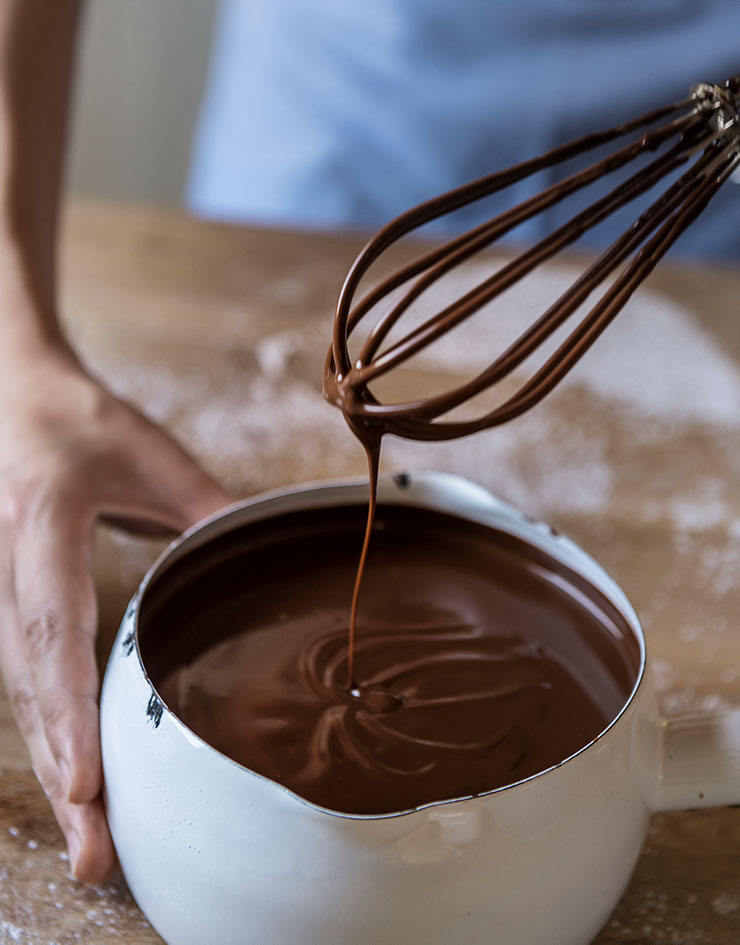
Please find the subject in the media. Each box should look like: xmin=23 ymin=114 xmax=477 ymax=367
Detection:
xmin=0 ymin=0 xmax=83 ymax=356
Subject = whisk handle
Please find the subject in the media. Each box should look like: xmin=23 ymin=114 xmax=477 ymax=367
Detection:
xmin=719 ymin=75 xmax=740 ymax=181
xmin=724 ymin=74 xmax=740 ymax=97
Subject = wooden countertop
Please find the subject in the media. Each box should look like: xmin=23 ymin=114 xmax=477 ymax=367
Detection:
xmin=1 ymin=202 xmax=740 ymax=943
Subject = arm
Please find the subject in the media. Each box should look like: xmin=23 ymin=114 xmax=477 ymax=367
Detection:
xmin=0 ymin=0 xmax=230 ymax=883
xmin=0 ymin=0 xmax=79 ymax=352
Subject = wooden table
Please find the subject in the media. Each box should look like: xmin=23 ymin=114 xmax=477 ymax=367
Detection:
xmin=1 ymin=202 xmax=739 ymax=943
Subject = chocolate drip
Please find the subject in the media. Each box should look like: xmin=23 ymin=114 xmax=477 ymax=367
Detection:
xmin=147 ymin=84 xmax=740 ymax=815
xmin=346 ymin=442 xmax=379 ymax=690
xmin=324 ymin=77 xmax=738 ymax=694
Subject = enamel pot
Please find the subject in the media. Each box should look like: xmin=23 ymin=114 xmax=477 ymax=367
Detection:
xmin=100 ymin=471 xmax=740 ymax=945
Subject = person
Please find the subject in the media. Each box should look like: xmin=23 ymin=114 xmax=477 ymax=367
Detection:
xmin=0 ymin=2 xmax=229 ymax=884
xmin=1 ymin=0 xmax=738 ymax=886
xmin=188 ymin=0 xmax=740 ymax=257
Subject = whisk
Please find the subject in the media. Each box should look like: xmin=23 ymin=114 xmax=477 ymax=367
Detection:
xmin=324 ymin=76 xmax=740 ymax=440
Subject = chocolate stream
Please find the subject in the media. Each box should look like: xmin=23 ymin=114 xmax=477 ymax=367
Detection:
xmin=146 ymin=83 xmax=740 ymax=816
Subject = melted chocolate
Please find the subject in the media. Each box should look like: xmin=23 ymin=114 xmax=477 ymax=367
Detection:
xmin=144 ymin=88 xmax=739 ymax=814
xmin=323 ymin=82 xmax=737 ymax=721
xmin=145 ymin=504 xmax=639 ymax=814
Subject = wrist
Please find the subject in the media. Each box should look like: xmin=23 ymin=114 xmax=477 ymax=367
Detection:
xmin=0 ymin=240 xmax=69 ymax=359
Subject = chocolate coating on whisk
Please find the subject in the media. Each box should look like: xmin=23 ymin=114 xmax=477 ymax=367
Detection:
xmin=324 ymin=78 xmax=740 ymax=441
xmin=323 ymin=77 xmax=739 ymax=700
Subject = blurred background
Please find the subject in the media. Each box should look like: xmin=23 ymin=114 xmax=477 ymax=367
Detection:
xmin=68 ymin=0 xmax=218 ymax=206
xmin=66 ymin=1 xmax=740 ymax=259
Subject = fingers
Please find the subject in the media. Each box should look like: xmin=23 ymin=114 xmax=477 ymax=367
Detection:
xmin=98 ymin=412 xmax=232 ymax=533
xmin=0 ymin=482 xmax=112 ymax=882
xmin=0 ymin=599 xmax=65 ymax=801
xmin=0 ymin=661 xmax=113 ymax=884
xmin=0 ymin=544 xmax=112 ymax=883
xmin=0 ymin=391 xmax=232 ymax=885
xmin=49 ymin=793 xmax=118 ymax=885
xmin=12 ymin=488 xmax=101 ymax=807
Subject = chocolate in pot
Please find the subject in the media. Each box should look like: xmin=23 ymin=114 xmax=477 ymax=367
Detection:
xmin=144 ymin=504 xmax=638 ymax=814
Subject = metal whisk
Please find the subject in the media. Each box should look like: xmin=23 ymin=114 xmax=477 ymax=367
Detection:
xmin=324 ymin=76 xmax=740 ymax=440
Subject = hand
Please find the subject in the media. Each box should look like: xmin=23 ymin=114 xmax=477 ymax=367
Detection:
xmin=0 ymin=350 xmax=230 ymax=883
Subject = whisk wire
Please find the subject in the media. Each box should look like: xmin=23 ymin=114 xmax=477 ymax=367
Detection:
xmin=325 ymin=79 xmax=740 ymax=440
xmin=356 ymin=124 xmax=728 ymax=386
xmin=384 ymin=143 xmax=739 ymax=440
xmin=331 ymin=95 xmax=705 ymax=372
xmin=364 ymin=132 xmax=732 ymax=424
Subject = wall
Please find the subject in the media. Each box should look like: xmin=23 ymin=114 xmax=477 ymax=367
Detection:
xmin=67 ymin=0 xmax=219 ymax=205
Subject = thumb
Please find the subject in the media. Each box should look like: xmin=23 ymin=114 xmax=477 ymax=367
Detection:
xmin=100 ymin=422 xmax=233 ymax=534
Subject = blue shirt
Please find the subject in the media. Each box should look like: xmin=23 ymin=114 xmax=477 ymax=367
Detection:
xmin=188 ymin=0 xmax=740 ymax=259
